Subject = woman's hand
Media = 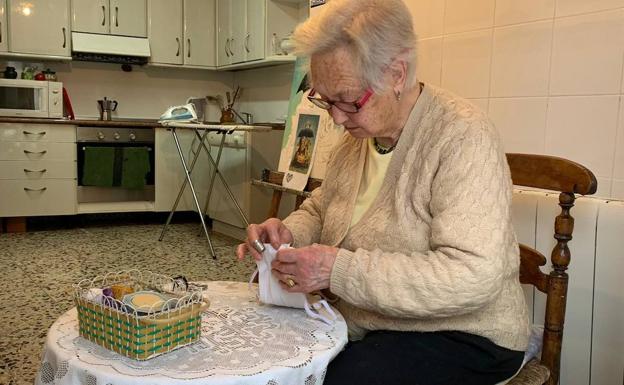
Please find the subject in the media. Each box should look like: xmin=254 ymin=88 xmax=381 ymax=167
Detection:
xmin=271 ymin=244 xmax=338 ymax=293
xmin=236 ymin=218 xmax=294 ymax=261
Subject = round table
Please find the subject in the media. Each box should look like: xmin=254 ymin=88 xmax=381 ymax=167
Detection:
xmin=36 ymin=281 xmax=348 ymax=385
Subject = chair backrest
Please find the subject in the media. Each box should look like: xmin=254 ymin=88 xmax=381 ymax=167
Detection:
xmin=506 ymin=153 xmax=597 ymax=385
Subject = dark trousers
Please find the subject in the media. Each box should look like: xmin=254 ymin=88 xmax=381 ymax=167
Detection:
xmin=323 ymin=330 xmax=524 ymax=385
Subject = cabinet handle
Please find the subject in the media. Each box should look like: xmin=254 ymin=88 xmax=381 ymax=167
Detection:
xmin=62 ymin=27 xmax=66 ymax=48
xmin=24 ymin=168 xmax=47 ymax=173
xmin=245 ymin=33 xmax=250 ymax=53
xmin=229 ymin=38 xmax=235 ymax=56
xmin=225 ymin=38 xmax=230 ymax=57
xmin=0 ymin=21 xmax=2 ymax=43
xmin=115 ymin=6 xmax=119 ymax=27
xmin=23 ymin=149 xmax=47 ymax=155
xmin=187 ymin=38 xmax=191 ymax=58
xmin=24 ymin=187 xmax=47 ymax=192
xmin=23 ymin=130 xmax=46 ymax=136
xmin=101 ymin=5 xmax=106 ymax=26
xmin=176 ymin=37 xmax=180 ymax=56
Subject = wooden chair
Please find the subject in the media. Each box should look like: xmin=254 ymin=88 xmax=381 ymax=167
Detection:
xmin=505 ymin=153 xmax=597 ymax=385
xmin=255 ymin=153 xmax=597 ymax=385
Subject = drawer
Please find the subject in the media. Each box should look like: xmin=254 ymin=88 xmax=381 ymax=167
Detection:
xmin=0 ymin=179 xmax=76 ymax=216
xmin=0 ymin=142 xmax=76 ymax=161
xmin=0 ymin=160 xmax=76 ymax=180
xmin=0 ymin=123 xmax=75 ymax=142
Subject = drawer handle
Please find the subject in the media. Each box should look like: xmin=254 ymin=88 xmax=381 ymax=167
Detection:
xmin=24 ymin=187 xmax=47 ymax=192
xmin=24 ymin=168 xmax=47 ymax=173
xmin=23 ymin=149 xmax=47 ymax=155
xmin=23 ymin=130 xmax=46 ymax=136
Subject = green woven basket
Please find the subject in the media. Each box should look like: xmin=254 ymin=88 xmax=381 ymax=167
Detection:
xmin=74 ymin=270 xmax=208 ymax=360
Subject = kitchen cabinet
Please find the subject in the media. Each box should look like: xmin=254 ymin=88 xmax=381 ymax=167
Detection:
xmin=8 ymin=0 xmax=70 ymax=57
xmin=72 ymin=0 xmax=146 ymax=38
xmin=148 ymin=0 xmax=215 ymax=67
xmin=0 ymin=0 xmax=7 ymax=53
xmin=217 ymin=0 xmax=306 ymax=69
xmin=217 ymin=0 xmax=264 ymax=66
xmin=0 ymin=123 xmax=76 ymax=217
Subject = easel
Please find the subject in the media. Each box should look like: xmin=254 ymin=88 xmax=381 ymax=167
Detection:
xmin=251 ymin=169 xmax=323 ymax=218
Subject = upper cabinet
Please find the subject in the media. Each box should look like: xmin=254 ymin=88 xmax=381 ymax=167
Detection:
xmin=8 ymin=0 xmax=70 ymax=57
xmin=0 ymin=0 xmax=7 ymax=53
xmin=217 ymin=0 xmax=307 ymax=70
xmin=72 ymin=0 xmax=147 ymax=38
xmin=148 ymin=0 xmax=215 ymax=67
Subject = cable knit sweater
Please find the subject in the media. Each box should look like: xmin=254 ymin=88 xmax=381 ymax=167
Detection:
xmin=283 ymin=84 xmax=530 ymax=351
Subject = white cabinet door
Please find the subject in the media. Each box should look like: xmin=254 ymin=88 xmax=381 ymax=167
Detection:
xmin=0 ymin=0 xmax=7 ymax=52
xmin=229 ymin=0 xmax=246 ymax=64
xmin=8 ymin=0 xmax=70 ymax=56
xmin=245 ymin=0 xmax=265 ymax=61
xmin=110 ymin=0 xmax=147 ymax=37
xmin=184 ymin=0 xmax=216 ymax=67
xmin=72 ymin=0 xmax=108 ymax=34
xmin=216 ymin=0 xmax=231 ymax=66
xmin=148 ymin=0 xmax=183 ymax=64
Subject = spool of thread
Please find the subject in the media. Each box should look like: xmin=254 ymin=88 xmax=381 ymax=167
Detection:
xmin=83 ymin=288 xmax=104 ymax=303
xmin=111 ymin=284 xmax=134 ymax=300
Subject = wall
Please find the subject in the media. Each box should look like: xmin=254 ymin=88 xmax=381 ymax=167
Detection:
xmin=407 ymin=0 xmax=624 ymax=200
xmin=1 ymin=60 xmax=234 ymax=121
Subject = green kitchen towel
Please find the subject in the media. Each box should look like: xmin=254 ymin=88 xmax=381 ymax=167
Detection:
xmin=82 ymin=147 xmax=115 ymax=187
xmin=121 ymin=147 xmax=151 ymax=189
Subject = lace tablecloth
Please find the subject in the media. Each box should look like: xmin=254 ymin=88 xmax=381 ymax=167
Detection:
xmin=36 ymin=281 xmax=348 ymax=385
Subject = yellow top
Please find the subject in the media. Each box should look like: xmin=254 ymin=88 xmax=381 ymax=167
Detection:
xmin=350 ymin=138 xmax=393 ymax=226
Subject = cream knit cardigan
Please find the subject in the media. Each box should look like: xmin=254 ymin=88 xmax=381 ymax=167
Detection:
xmin=283 ymin=84 xmax=530 ymax=352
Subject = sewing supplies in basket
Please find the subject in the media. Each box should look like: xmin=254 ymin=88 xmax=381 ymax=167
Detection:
xmin=74 ymin=270 xmax=208 ymax=360
xmin=250 ymin=243 xmax=337 ymax=325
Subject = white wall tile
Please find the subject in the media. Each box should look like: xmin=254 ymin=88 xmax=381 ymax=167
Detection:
xmin=466 ymin=98 xmax=489 ymax=112
xmin=441 ymin=30 xmax=492 ymax=98
xmin=444 ymin=0 xmax=495 ymax=34
xmin=550 ymin=9 xmax=624 ymax=96
xmin=490 ymin=21 xmax=552 ymax=97
xmin=545 ymin=96 xmax=620 ymax=178
xmin=494 ymin=0 xmax=555 ymax=26
xmin=417 ymin=37 xmax=443 ymax=86
xmin=489 ymin=97 xmax=547 ymax=153
xmin=613 ymin=97 xmax=624 ymax=179
xmin=612 ymin=180 xmax=624 ymax=199
xmin=595 ymin=177 xmax=614 ymax=198
xmin=407 ymin=0 xmax=446 ymax=38
xmin=556 ymin=0 xmax=624 ymax=17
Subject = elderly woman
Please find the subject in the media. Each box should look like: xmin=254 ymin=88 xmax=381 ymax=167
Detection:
xmin=236 ymin=0 xmax=529 ymax=383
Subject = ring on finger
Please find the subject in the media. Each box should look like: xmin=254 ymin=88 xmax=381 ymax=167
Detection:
xmin=285 ymin=277 xmax=296 ymax=288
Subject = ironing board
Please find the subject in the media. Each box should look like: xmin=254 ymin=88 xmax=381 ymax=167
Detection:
xmin=158 ymin=122 xmax=272 ymax=259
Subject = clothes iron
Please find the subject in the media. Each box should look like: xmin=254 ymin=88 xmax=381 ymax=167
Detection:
xmin=158 ymin=103 xmax=199 ymax=123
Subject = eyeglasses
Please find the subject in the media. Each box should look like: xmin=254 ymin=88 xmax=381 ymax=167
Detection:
xmin=307 ymin=88 xmax=373 ymax=113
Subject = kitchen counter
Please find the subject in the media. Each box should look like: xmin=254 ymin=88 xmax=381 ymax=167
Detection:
xmin=0 ymin=117 xmax=285 ymax=130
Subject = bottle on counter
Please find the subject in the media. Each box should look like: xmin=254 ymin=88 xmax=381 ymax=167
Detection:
xmin=3 ymin=66 xmax=17 ymax=79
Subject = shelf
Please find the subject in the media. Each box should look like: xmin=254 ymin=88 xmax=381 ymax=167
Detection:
xmin=216 ymin=55 xmax=296 ymax=71
xmin=0 ymin=52 xmax=72 ymax=62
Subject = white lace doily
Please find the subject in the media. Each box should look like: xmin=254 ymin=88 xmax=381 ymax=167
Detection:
xmin=36 ymin=281 xmax=348 ymax=385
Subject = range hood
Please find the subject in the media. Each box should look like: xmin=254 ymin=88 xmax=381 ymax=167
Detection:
xmin=72 ymin=32 xmax=151 ymax=65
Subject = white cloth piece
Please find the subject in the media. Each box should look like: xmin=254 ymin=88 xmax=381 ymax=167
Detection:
xmin=252 ymin=243 xmax=337 ymax=325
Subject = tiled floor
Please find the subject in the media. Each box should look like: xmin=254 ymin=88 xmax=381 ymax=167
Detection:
xmin=0 ymin=216 xmax=250 ymax=385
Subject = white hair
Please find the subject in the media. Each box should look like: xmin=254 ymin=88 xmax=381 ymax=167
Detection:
xmin=292 ymin=0 xmax=418 ymax=93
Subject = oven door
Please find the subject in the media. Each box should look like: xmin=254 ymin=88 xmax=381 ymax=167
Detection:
xmin=77 ymin=142 xmax=155 ymax=203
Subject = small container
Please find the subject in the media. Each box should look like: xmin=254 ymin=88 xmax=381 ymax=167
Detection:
xmin=220 ymin=108 xmax=235 ymax=124
xmin=3 ymin=66 xmax=17 ymax=79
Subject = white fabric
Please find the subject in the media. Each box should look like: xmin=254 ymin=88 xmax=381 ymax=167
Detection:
xmin=253 ymin=243 xmax=337 ymax=325
xmin=35 ymin=281 xmax=348 ymax=385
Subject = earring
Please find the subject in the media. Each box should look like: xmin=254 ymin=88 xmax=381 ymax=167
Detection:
xmin=395 ymin=90 xmax=401 ymax=101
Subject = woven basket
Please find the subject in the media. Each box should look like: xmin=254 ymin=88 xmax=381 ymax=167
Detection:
xmin=74 ymin=270 xmax=208 ymax=360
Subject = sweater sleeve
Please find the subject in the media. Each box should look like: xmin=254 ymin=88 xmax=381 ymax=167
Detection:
xmin=330 ymin=119 xmax=515 ymax=319
xmin=282 ymin=186 xmax=324 ymax=247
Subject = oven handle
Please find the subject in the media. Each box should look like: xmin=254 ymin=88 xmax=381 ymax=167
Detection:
xmin=80 ymin=146 xmax=152 ymax=151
